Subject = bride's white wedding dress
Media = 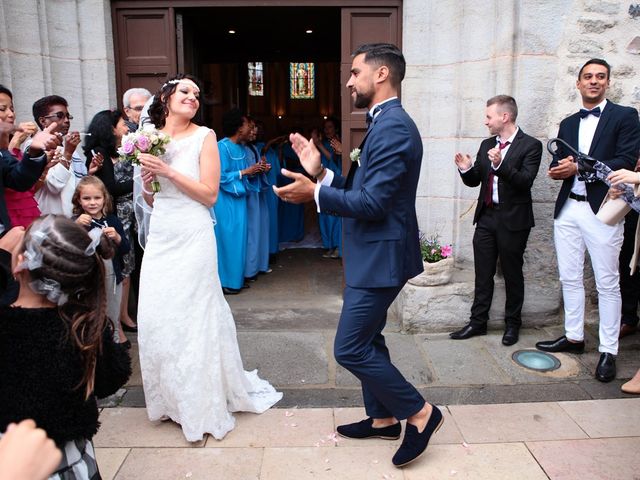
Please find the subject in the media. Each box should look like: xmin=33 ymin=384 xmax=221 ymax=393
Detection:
xmin=137 ymin=126 xmax=282 ymax=442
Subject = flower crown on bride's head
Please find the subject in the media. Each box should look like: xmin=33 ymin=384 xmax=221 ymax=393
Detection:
xmin=162 ymin=78 xmax=200 ymax=92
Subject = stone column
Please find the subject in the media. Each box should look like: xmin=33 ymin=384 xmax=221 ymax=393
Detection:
xmin=0 ymin=0 xmax=116 ymax=132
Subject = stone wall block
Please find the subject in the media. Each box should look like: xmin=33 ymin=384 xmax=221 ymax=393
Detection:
xmin=417 ymin=144 xmax=458 ymax=199
xmin=44 ymin=2 xmax=81 ymax=56
xmin=402 ymin=1 xmax=430 ymax=65
xmin=456 ymin=59 xmax=516 ymax=138
xmin=459 ymin=2 xmax=499 ymax=61
xmin=578 ymin=18 xmax=617 ymax=34
xmin=404 ymin=65 xmax=458 ymax=139
xmin=583 ymin=0 xmax=622 ymax=15
xmin=567 ymin=38 xmax=604 ymax=55
xmin=531 ymin=160 xmax=561 ymax=203
xmin=415 ymin=197 xmax=456 ymax=247
xmin=615 ymin=63 xmax=636 ymax=76
xmin=4 ymin=55 xmax=47 ymax=121
xmin=512 ymin=56 xmax=562 ymax=138
xmin=519 ymin=0 xmax=574 ymax=54
xmin=627 ymin=36 xmax=640 ymax=54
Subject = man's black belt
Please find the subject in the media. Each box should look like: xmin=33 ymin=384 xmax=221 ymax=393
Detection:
xmin=569 ymin=192 xmax=587 ymax=202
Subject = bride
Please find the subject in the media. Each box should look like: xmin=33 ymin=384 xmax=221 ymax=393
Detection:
xmin=136 ymin=74 xmax=282 ymax=442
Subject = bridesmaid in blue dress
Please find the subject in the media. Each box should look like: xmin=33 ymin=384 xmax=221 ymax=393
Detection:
xmin=212 ymin=109 xmax=260 ymax=294
xmin=314 ymin=118 xmax=343 ymax=258
xmin=243 ymin=119 xmax=270 ymax=278
xmin=277 ymin=141 xmax=305 ymax=243
xmin=261 ymin=136 xmax=286 ymax=255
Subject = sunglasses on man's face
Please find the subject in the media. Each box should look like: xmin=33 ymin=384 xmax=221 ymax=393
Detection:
xmin=43 ymin=111 xmax=73 ymax=121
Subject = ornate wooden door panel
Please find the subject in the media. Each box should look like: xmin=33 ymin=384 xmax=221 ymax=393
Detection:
xmin=340 ymin=7 xmax=400 ymax=174
xmin=113 ymin=8 xmax=178 ymax=104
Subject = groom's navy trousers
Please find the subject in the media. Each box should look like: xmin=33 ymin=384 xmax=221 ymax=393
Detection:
xmin=335 ymin=285 xmax=425 ymax=420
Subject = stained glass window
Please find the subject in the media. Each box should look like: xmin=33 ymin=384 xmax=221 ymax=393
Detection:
xmin=290 ymin=62 xmax=315 ymax=99
xmin=248 ymin=62 xmax=264 ymax=96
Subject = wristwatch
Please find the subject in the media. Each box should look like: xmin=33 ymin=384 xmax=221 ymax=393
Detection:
xmin=313 ymin=164 xmax=325 ymax=179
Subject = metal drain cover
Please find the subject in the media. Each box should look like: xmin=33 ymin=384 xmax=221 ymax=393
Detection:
xmin=512 ymin=350 xmax=561 ymax=372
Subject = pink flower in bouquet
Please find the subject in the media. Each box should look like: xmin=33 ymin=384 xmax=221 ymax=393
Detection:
xmin=441 ymin=245 xmax=452 ymax=258
xmin=122 ymin=140 xmax=135 ymax=155
xmin=136 ymin=135 xmax=150 ymax=153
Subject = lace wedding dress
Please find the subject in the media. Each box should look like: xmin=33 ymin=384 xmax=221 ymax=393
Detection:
xmin=137 ymin=126 xmax=282 ymax=442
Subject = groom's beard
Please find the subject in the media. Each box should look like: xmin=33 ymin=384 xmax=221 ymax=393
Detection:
xmin=353 ymin=90 xmax=373 ymax=109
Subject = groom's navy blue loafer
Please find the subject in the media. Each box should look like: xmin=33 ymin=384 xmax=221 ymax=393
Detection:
xmin=392 ymin=405 xmax=444 ymax=467
xmin=337 ymin=417 xmax=401 ymax=440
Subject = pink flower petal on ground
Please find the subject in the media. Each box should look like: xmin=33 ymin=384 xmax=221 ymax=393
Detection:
xmin=450 ymin=470 xmax=457 ymax=476
xmin=462 ymin=442 xmax=470 ymax=448
xmin=372 ymin=459 xmax=379 ymax=464
xmin=290 ymin=423 xmax=298 ymax=427
xmin=326 ymin=432 xmax=340 ymax=444
xmin=285 ymin=411 xmax=294 ymax=417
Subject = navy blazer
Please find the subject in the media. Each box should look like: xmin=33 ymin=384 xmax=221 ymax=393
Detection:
xmin=461 ymin=129 xmax=542 ymax=231
xmin=554 ymin=101 xmax=640 ymax=218
xmin=318 ymin=99 xmax=423 ymax=288
xmin=0 ymin=149 xmax=46 ymax=229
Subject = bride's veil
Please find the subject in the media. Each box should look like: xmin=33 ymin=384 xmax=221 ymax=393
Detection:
xmin=132 ymin=96 xmax=155 ymax=249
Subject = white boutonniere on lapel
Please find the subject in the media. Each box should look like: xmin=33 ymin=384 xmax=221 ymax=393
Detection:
xmin=350 ymin=148 xmax=361 ymax=167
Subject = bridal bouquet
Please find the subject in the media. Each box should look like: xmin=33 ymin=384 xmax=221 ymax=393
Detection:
xmin=119 ymin=130 xmax=171 ymax=192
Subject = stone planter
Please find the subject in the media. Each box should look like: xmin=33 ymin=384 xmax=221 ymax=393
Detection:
xmin=407 ymin=257 xmax=454 ymax=286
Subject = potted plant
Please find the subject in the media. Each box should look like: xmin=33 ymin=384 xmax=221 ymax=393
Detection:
xmin=408 ymin=232 xmax=454 ymax=286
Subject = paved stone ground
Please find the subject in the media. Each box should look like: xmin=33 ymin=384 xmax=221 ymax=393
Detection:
xmin=111 ymin=249 xmax=640 ymax=409
xmin=96 ymin=399 xmax=640 ymax=479
xmin=98 ymin=248 xmax=640 ymax=478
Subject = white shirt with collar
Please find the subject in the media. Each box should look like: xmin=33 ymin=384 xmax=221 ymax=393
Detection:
xmin=571 ymin=98 xmax=608 ymax=197
xmin=491 ymin=127 xmax=519 ymax=204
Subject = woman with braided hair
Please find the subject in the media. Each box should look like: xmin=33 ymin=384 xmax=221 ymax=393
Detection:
xmin=0 ymin=215 xmax=131 ymax=479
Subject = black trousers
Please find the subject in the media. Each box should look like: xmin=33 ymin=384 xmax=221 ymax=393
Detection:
xmin=619 ymin=210 xmax=640 ymax=327
xmin=470 ymin=207 xmax=530 ymax=328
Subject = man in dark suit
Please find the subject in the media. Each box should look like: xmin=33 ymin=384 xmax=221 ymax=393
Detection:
xmin=450 ymin=95 xmax=542 ymax=346
xmin=536 ymin=59 xmax=640 ymax=382
xmin=273 ymin=43 xmax=441 ymax=468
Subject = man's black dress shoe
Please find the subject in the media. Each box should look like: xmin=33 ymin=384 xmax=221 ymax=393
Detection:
xmin=392 ymin=405 xmax=443 ymax=467
xmin=336 ymin=418 xmax=401 ymax=440
xmin=449 ymin=323 xmax=487 ymax=340
xmin=502 ymin=326 xmax=519 ymax=346
xmin=535 ymin=335 xmax=584 ymax=353
xmin=222 ymin=287 xmax=240 ymax=295
xmin=595 ymin=352 xmax=616 ymax=382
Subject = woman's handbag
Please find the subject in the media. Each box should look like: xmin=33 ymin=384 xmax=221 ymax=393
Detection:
xmin=597 ymin=197 xmax=631 ymax=226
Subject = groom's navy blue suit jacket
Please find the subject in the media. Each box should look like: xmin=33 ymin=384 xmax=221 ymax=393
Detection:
xmin=318 ymin=98 xmax=423 ymax=288
xmin=553 ymin=101 xmax=640 ymax=218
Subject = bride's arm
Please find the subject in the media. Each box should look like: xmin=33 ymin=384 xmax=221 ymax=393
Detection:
xmin=138 ymin=131 xmax=220 ymax=208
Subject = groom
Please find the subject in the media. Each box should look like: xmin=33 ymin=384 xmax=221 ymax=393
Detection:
xmin=274 ymin=43 xmax=442 ymax=467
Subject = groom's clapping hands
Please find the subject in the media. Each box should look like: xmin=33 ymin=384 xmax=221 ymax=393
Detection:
xmin=273 ymin=133 xmax=324 ymax=204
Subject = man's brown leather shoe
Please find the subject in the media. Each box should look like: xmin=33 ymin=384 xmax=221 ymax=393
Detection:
xmin=619 ymin=323 xmax=638 ymax=339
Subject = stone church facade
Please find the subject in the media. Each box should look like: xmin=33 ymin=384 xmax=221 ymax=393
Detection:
xmin=1 ymin=0 xmax=638 ymax=330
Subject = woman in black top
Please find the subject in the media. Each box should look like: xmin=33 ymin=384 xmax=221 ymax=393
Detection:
xmin=0 ymin=215 xmax=130 ymax=479
xmin=84 ymin=110 xmax=138 ymax=340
